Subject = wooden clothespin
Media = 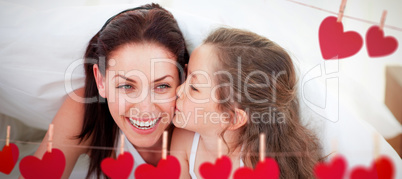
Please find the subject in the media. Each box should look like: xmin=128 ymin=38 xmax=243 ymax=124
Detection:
xmin=380 ymin=10 xmax=387 ymax=31
xmin=120 ymin=134 xmax=125 ymax=156
xmin=337 ymin=0 xmax=347 ymax=22
xmin=162 ymin=131 xmax=168 ymax=160
xmin=6 ymin=125 xmax=10 ymax=146
xmin=218 ymin=138 xmax=222 ymax=159
xmin=331 ymin=139 xmax=338 ymax=157
xmin=373 ymin=132 xmax=380 ymax=159
xmin=259 ymin=133 xmax=265 ymax=162
xmin=47 ymin=124 xmax=54 ymax=153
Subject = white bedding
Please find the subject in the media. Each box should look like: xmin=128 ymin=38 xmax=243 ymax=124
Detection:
xmin=0 ymin=0 xmax=401 ymax=178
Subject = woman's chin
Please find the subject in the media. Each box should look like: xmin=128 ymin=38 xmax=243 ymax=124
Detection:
xmin=128 ymin=137 xmax=159 ymax=148
xmin=124 ymin=128 xmax=162 ymax=148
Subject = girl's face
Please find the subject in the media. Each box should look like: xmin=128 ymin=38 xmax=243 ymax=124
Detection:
xmin=174 ymin=44 xmax=229 ymax=134
xmin=95 ymin=43 xmax=180 ymax=148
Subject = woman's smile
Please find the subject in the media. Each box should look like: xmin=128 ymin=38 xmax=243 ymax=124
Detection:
xmin=128 ymin=117 xmax=161 ymax=129
xmin=125 ymin=116 xmax=162 ymax=134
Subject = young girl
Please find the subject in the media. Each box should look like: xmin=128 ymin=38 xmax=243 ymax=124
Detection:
xmin=171 ymin=28 xmax=322 ymax=178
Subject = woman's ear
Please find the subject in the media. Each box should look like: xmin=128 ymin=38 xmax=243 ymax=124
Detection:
xmin=93 ymin=64 xmax=107 ymax=98
xmin=228 ymin=108 xmax=248 ymax=130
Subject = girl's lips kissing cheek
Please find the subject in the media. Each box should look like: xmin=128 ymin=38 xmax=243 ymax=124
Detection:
xmin=175 ymin=106 xmax=181 ymax=113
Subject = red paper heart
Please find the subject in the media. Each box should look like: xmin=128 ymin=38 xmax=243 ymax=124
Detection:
xmin=135 ymin=155 xmax=180 ymax=179
xmin=314 ymin=155 xmax=347 ymax=179
xmin=19 ymin=148 xmax=66 ymax=179
xmin=101 ymin=152 xmax=134 ymax=179
xmin=366 ymin=26 xmax=398 ymax=57
xmin=0 ymin=143 xmax=19 ymax=174
xmin=233 ymin=157 xmax=279 ymax=179
xmin=350 ymin=156 xmax=395 ymax=179
xmin=376 ymin=156 xmax=395 ymax=179
xmin=319 ymin=16 xmax=363 ymax=60
xmin=199 ymin=156 xmax=232 ymax=179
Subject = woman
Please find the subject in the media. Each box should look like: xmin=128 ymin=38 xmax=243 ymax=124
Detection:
xmin=31 ymin=3 xmax=188 ymax=178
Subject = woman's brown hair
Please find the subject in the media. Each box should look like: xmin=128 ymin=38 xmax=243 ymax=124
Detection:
xmin=204 ymin=27 xmax=322 ymax=178
xmin=79 ymin=4 xmax=189 ymax=178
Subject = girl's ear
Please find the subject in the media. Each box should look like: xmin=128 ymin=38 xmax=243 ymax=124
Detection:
xmin=228 ymin=108 xmax=248 ymax=130
xmin=93 ymin=64 xmax=107 ymax=98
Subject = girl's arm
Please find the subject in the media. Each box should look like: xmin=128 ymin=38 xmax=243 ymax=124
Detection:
xmin=26 ymin=88 xmax=92 ymax=179
xmin=170 ymin=128 xmax=194 ymax=179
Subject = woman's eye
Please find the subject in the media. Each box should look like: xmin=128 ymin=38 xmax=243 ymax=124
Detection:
xmin=190 ymin=85 xmax=198 ymax=92
xmin=157 ymin=84 xmax=171 ymax=89
xmin=154 ymin=84 xmax=171 ymax=93
xmin=117 ymin=85 xmax=132 ymax=89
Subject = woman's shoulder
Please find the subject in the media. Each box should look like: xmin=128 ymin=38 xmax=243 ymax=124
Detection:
xmin=52 ymin=87 xmax=91 ymax=146
xmin=57 ymin=88 xmax=86 ymax=124
xmin=64 ymin=87 xmax=86 ymax=106
xmin=54 ymin=87 xmax=87 ymax=136
xmin=33 ymin=87 xmax=90 ymax=178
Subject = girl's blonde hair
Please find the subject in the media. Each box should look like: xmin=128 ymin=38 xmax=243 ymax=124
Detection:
xmin=204 ymin=27 xmax=322 ymax=178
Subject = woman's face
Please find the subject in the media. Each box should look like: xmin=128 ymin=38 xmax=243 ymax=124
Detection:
xmin=96 ymin=43 xmax=180 ymax=148
xmin=173 ymin=44 xmax=229 ymax=134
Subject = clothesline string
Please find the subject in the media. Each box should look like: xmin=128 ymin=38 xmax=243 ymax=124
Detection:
xmin=0 ymin=138 xmax=313 ymax=157
xmin=285 ymin=0 xmax=402 ymax=32
xmin=0 ymin=138 xmax=377 ymax=158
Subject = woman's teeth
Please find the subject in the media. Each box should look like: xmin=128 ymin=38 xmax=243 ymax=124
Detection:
xmin=129 ymin=118 xmax=159 ymax=130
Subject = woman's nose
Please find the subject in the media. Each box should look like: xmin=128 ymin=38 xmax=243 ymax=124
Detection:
xmin=136 ymin=93 xmax=155 ymax=112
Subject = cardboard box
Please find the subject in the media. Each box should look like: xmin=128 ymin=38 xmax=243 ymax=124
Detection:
xmin=385 ymin=66 xmax=402 ymax=158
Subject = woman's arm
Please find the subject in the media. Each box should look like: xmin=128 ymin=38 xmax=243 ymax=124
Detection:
xmin=170 ymin=128 xmax=194 ymax=179
xmin=27 ymin=88 xmax=92 ymax=179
